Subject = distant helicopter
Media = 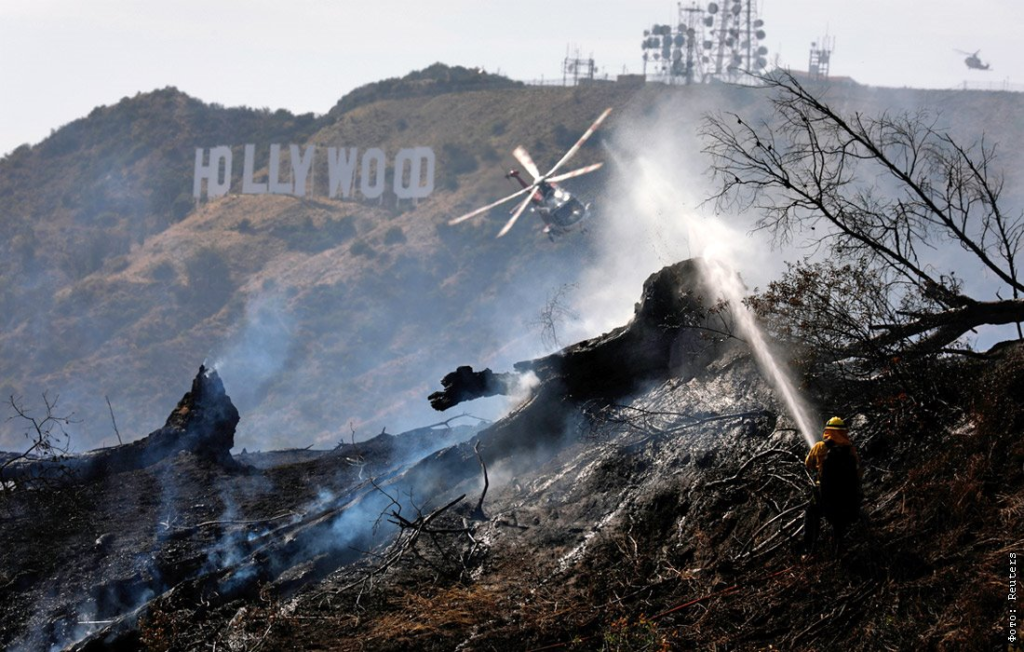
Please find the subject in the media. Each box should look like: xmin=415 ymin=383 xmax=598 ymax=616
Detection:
xmin=956 ymin=49 xmax=991 ymax=71
xmin=449 ymin=108 xmax=612 ymax=239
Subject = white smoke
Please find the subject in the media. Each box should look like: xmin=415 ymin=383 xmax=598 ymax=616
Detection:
xmin=566 ymin=100 xmax=787 ymax=344
xmin=209 ymin=292 xmax=294 ymax=445
xmin=565 ymin=95 xmax=818 ymax=445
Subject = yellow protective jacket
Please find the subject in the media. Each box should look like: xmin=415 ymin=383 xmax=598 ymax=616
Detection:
xmin=805 ymin=427 xmax=861 ymax=480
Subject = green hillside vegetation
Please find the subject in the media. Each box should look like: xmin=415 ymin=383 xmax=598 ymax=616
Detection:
xmin=0 ymin=88 xmax=319 ymax=273
xmin=1 ymin=64 xmax=1023 ymax=452
xmin=326 ymin=62 xmax=523 ymax=119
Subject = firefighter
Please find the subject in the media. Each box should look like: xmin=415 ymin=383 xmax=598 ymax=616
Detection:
xmin=802 ymin=416 xmax=862 ymax=552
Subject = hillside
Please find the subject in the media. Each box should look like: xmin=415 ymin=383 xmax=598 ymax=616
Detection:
xmin=0 ymin=260 xmax=1020 ymax=651
xmin=2 ymin=64 xmax=1023 ymax=457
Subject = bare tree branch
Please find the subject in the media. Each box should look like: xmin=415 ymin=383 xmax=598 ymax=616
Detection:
xmin=105 ymin=395 xmax=123 ymax=446
xmin=471 ymin=441 xmax=489 ymax=520
xmin=705 ymin=71 xmax=1024 ymax=362
xmin=1 ymin=393 xmax=76 ymax=493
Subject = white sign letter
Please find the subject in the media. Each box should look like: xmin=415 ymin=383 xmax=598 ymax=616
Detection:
xmin=193 ymin=146 xmax=232 ymax=198
xmin=360 ymin=148 xmax=386 ymax=199
xmin=268 ymin=144 xmax=292 ymax=195
xmin=290 ymin=144 xmax=316 ymax=197
xmin=241 ymin=144 xmax=267 ymax=194
xmin=393 ymin=147 xmax=435 ymax=199
xmin=327 ymin=147 xmax=358 ymax=199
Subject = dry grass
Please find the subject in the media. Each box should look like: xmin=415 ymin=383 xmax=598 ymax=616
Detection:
xmin=365 ymin=584 xmax=499 ymax=643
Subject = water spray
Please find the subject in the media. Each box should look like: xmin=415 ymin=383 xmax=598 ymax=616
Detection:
xmin=698 ymin=257 xmax=818 ymax=448
xmin=593 ymin=142 xmax=818 ymax=448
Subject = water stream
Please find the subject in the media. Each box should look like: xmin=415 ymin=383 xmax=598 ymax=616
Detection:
xmin=590 ymin=146 xmax=819 ymax=448
xmin=698 ymin=257 xmax=818 ymax=448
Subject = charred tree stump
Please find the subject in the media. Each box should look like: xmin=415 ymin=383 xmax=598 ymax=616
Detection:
xmin=1 ymin=365 xmax=240 ymax=487
xmin=430 ymin=259 xmax=733 ymax=411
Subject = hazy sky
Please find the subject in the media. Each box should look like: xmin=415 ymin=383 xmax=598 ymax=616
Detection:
xmin=1 ymin=0 xmax=1018 ymax=156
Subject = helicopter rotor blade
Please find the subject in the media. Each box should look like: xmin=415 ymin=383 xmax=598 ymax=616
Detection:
xmin=448 ymin=186 xmax=532 ymax=225
xmin=512 ymin=146 xmax=542 ymax=181
xmin=544 ymin=107 xmax=613 ymax=178
xmin=496 ymin=191 xmax=535 ymax=238
xmin=546 ymin=162 xmax=604 ymax=184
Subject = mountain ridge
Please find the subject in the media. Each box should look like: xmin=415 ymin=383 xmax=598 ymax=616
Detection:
xmin=2 ymin=65 xmax=1023 ymax=452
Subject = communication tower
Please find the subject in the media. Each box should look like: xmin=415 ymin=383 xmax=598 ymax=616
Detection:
xmin=808 ymin=35 xmax=834 ymax=81
xmin=563 ymin=46 xmax=596 ymax=86
xmin=641 ymin=1 xmax=769 ymax=84
xmin=641 ymin=3 xmax=707 ymax=84
xmin=700 ymin=0 xmax=769 ymax=83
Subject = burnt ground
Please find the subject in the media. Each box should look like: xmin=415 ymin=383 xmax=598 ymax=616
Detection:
xmin=1 ymin=261 xmax=1022 ymax=651
xmin=0 ymin=422 xmax=478 ymax=652
xmin=250 ymin=348 xmax=1023 ymax=652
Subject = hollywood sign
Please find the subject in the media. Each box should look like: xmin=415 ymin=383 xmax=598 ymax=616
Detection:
xmin=192 ymin=144 xmax=435 ymax=200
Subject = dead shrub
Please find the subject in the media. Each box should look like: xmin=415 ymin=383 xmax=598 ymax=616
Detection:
xmin=597 ymin=614 xmax=671 ymax=652
xmin=364 ymin=584 xmax=498 ymax=646
xmin=139 ymin=608 xmax=181 ymax=652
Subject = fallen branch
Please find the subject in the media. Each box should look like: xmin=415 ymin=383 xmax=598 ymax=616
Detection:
xmin=706 ymin=447 xmax=806 ymax=489
xmin=471 ymin=441 xmax=489 ymax=521
xmin=168 ymin=511 xmax=303 ymax=533
xmin=424 ymin=413 xmax=493 ymax=429
xmin=337 ymin=493 xmax=469 ymax=596
xmin=788 ymin=581 xmax=879 ymax=647
xmin=594 ymin=407 xmax=776 ymax=447
xmin=105 ymin=396 xmax=122 ymax=446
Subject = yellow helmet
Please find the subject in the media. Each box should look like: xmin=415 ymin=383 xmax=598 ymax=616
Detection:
xmin=825 ymin=416 xmax=846 ymax=429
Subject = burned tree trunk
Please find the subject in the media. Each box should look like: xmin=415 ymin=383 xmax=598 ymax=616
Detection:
xmin=139 ymin=364 xmax=240 ymax=469
xmin=1 ymin=365 xmax=240 ymax=487
xmin=62 ymin=260 xmax=743 ymax=651
xmin=428 ymin=366 xmax=518 ymax=411
xmin=430 ymin=259 xmax=733 ymax=411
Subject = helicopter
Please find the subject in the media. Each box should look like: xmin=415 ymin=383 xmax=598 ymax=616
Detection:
xmin=956 ymin=49 xmax=991 ymax=71
xmin=449 ymin=107 xmax=612 ymax=239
